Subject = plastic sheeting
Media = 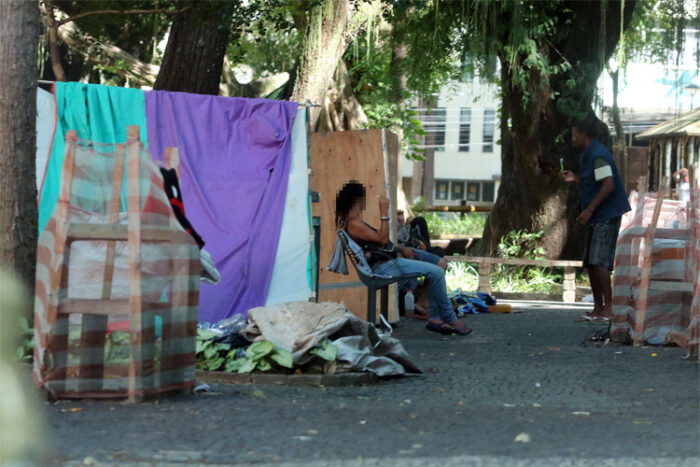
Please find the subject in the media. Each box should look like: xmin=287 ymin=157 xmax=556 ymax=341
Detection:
xmin=243 ymin=301 xmax=420 ymax=376
xmin=265 ymin=108 xmax=313 ymax=305
xmin=611 ymin=192 xmax=695 ymax=344
xmin=36 ymin=87 xmax=56 ymax=193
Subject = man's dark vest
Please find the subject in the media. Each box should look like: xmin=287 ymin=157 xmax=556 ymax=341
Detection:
xmin=579 ymin=138 xmax=631 ymax=224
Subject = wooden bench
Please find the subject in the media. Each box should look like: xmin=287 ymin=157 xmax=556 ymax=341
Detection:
xmin=445 ymin=256 xmax=583 ymax=303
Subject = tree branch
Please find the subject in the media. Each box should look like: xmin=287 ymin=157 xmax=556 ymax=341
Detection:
xmin=55 ymin=4 xmax=193 ymax=27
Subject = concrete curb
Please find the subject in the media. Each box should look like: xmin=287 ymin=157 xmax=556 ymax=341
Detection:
xmin=196 ymin=370 xmax=380 ymax=387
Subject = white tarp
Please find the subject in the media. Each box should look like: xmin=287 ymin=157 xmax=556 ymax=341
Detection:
xmin=36 ymin=87 xmax=56 ymax=192
xmin=265 ymin=108 xmax=313 ymax=305
xmin=244 ymin=301 xmax=421 ymax=376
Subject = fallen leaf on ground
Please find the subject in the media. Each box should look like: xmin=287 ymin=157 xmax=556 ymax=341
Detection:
xmin=633 ymin=420 xmax=653 ymax=425
xmin=514 ymin=433 xmax=531 ymax=443
xmin=410 ymin=413 xmax=417 ymax=419
xmin=548 ymin=347 xmax=561 ymax=351
xmin=572 ymin=411 xmax=590 ymax=416
xmin=532 ymin=403 xmax=541 ymax=408
xmin=251 ymin=390 xmax=266 ymax=399
xmin=503 ymin=403 xmax=516 ymax=408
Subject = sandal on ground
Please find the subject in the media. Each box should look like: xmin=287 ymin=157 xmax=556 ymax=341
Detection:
xmin=589 ymin=316 xmax=611 ymax=324
xmin=426 ymin=320 xmax=453 ymax=335
xmin=575 ymin=312 xmax=596 ymax=322
xmin=426 ymin=320 xmax=473 ymax=336
xmin=451 ymin=323 xmax=473 ymax=336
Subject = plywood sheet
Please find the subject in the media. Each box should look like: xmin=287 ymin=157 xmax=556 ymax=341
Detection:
xmin=310 ymin=129 xmax=400 ymax=322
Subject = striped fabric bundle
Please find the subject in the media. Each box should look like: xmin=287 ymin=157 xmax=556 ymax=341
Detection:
xmin=611 ymin=192 xmax=695 ymax=345
xmin=687 ymin=193 xmax=700 ymax=357
xmin=34 ymin=131 xmax=201 ymax=399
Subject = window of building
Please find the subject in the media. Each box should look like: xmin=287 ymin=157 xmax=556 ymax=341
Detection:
xmin=450 ymin=181 xmax=464 ymax=200
xmin=483 ymin=109 xmax=495 ymax=153
xmin=482 ymin=181 xmax=495 ymax=202
xmin=424 ymin=107 xmax=446 ymax=151
xmin=435 ymin=180 xmax=449 ymax=201
xmin=459 ymin=108 xmax=471 ymax=152
xmin=466 ymin=182 xmax=481 ymax=202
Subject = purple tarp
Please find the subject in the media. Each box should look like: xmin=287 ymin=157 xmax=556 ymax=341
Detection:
xmin=145 ymin=91 xmax=297 ymax=323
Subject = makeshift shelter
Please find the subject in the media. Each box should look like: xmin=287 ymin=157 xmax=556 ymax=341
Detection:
xmin=611 ymin=178 xmax=699 ymax=354
xmin=34 ymin=127 xmax=200 ymax=400
xmin=636 ymin=109 xmax=700 ymax=191
xmin=35 ymin=82 xmax=313 ymax=324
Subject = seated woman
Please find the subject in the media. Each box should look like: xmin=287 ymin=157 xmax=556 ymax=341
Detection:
xmin=396 ymin=210 xmax=446 ymax=318
xmin=335 ymin=181 xmax=472 ymax=336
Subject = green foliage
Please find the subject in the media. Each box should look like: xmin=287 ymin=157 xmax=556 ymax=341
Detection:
xmin=196 ymin=328 xmax=234 ymax=372
xmin=227 ymin=14 xmax=299 ymax=79
xmin=196 ymin=330 xmax=337 ymax=374
xmin=224 ymin=340 xmax=294 ymax=374
xmin=16 ymin=316 xmax=34 ymax=362
xmin=497 ymin=230 xmax=546 ymax=260
xmin=411 ymin=196 xmax=429 ymax=215
xmin=309 ymin=339 xmax=337 ymax=361
xmin=446 ymin=260 xmax=565 ymax=294
xmin=424 ymin=213 xmax=486 ymax=237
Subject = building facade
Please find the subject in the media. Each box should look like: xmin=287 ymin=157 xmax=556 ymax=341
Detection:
xmin=400 ymin=77 xmax=502 ymax=206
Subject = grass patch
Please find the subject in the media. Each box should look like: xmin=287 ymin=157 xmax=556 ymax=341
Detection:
xmin=424 ymin=212 xmax=487 ymax=237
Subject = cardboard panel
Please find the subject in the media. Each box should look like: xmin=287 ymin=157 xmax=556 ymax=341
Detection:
xmin=310 ymin=130 xmax=399 ymax=322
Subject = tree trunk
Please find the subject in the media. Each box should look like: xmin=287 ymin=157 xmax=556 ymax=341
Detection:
xmin=154 ymin=2 xmax=232 ymax=94
xmin=0 ymin=0 xmax=40 ymax=290
xmin=315 ymin=61 xmax=369 ymax=132
xmin=411 ymin=96 xmax=435 ymax=202
xmin=482 ymin=1 xmax=637 ymax=258
xmin=607 ymin=64 xmax=628 ymax=188
xmin=389 ymin=11 xmax=410 ymax=207
xmin=290 ymin=0 xmax=379 ymax=127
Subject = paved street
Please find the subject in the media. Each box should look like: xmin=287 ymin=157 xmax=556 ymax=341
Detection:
xmin=44 ymin=301 xmax=700 ymax=466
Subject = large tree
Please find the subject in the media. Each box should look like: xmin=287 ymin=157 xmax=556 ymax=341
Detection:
xmin=0 ymin=0 xmax=40 ymax=288
xmin=414 ymin=1 xmax=637 ymax=257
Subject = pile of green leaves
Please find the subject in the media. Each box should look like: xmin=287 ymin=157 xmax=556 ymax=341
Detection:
xmin=196 ymin=329 xmax=338 ymax=374
xmin=225 ymin=340 xmax=293 ymax=374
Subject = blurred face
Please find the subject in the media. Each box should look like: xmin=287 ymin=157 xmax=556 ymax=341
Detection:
xmin=571 ymin=127 xmax=588 ymax=148
xmin=350 ymin=196 xmax=366 ymax=217
xmin=397 ymin=210 xmax=405 ymax=225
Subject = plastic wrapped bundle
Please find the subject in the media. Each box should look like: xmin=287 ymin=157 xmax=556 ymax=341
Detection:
xmin=34 ymin=127 xmax=200 ymax=400
xmin=611 ymin=191 xmax=694 ymax=345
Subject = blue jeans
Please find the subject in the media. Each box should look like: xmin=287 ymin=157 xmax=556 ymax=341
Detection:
xmin=373 ymin=250 xmax=456 ymax=324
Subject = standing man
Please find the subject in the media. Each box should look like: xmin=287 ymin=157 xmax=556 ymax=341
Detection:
xmin=560 ymin=119 xmax=631 ymax=322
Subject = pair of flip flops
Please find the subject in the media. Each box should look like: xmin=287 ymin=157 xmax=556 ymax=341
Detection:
xmin=576 ymin=313 xmax=610 ymax=323
xmin=426 ymin=320 xmax=473 ymax=336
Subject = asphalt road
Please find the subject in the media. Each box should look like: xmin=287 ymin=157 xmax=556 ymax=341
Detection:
xmin=42 ymin=301 xmax=700 ymax=466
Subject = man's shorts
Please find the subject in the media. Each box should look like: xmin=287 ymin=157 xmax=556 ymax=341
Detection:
xmin=583 ymin=216 xmax=622 ymax=271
